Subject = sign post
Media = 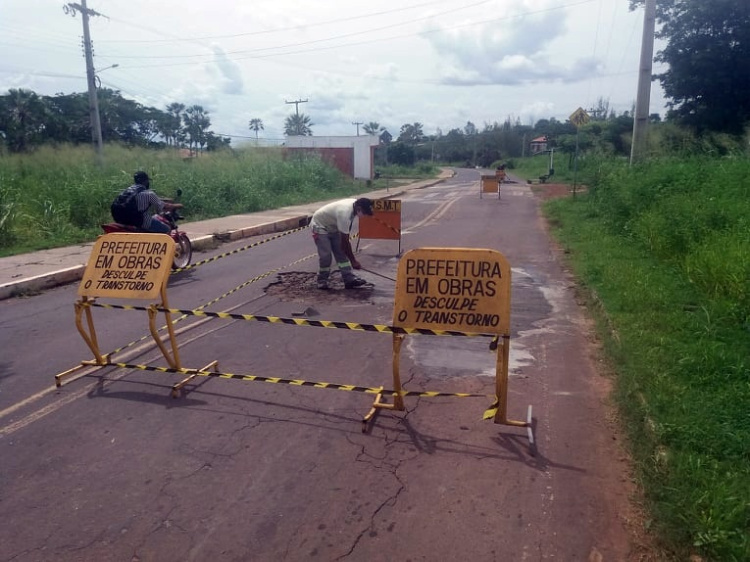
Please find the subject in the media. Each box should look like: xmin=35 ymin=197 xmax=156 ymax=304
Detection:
xmin=368 ymin=247 xmax=532 ymax=437
xmin=58 ymin=233 xmax=181 ymax=387
xmin=479 ymin=175 xmax=500 ymax=199
xmin=568 ymin=107 xmax=590 ymax=196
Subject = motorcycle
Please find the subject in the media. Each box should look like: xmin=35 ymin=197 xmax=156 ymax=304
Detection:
xmin=101 ymin=209 xmax=193 ymax=270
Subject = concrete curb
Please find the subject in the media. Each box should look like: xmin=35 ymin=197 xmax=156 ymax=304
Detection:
xmin=0 ymin=265 xmax=87 ymax=300
xmin=0 ymin=174 xmax=451 ymax=301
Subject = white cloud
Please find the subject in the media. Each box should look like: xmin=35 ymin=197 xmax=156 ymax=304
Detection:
xmin=0 ymin=0 xmax=666 ymax=139
xmin=209 ymin=45 xmax=245 ymax=95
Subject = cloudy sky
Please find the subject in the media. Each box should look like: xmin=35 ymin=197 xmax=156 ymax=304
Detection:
xmin=1 ymin=0 xmax=667 ymax=145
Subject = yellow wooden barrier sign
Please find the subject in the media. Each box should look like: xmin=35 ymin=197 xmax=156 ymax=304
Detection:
xmin=479 ymin=175 xmax=500 ymax=199
xmin=375 ymin=247 xmax=530 ymax=440
xmin=393 ymin=247 xmax=510 ymax=335
xmin=78 ymin=233 xmax=175 ymax=300
xmin=58 ymin=232 xmax=192 ymax=390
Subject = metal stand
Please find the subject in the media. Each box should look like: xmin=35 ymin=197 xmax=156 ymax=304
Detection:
xmin=362 ymin=333 xmax=406 ymax=431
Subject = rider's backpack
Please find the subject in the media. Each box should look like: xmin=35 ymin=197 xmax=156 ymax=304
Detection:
xmin=111 ymin=184 xmax=146 ymax=226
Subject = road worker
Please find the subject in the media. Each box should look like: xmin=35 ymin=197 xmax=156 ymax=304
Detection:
xmin=310 ymin=197 xmax=373 ymax=290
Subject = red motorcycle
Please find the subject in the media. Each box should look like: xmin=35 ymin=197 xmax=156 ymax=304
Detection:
xmin=101 ymin=209 xmax=193 ymax=269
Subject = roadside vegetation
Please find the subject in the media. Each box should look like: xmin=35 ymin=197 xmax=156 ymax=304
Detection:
xmin=0 ymin=144 xmax=374 ymax=257
xmin=529 ymin=149 xmax=749 ymax=561
xmin=1 ymin=0 xmax=748 ymax=556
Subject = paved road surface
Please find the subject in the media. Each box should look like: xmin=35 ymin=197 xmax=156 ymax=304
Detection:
xmin=0 ymin=169 xmax=642 ymax=561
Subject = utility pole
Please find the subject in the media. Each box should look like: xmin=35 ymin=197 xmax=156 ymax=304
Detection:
xmin=352 ymin=121 xmax=363 ymax=136
xmin=630 ymin=0 xmax=656 ymax=165
xmin=285 ymin=98 xmax=308 ymax=116
xmin=64 ymin=1 xmax=104 ymax=162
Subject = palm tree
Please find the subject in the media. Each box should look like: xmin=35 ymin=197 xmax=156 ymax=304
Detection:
xmin=163 ymin=102 xmax=185 ymax=146
xmin=248 ymin=118 xmax=264 ymax=143
xmin=183 ymin=104 xmax=211 ymax=152
xmin=397 ymin=122 xmax=425 ymax=144
xmin=1 ymin=89 xmax=48 ymax=152
xmin=284 ymin=113 xmax=313 ymax=136
xmin=363 ymin=121 xmax=382 ymax=135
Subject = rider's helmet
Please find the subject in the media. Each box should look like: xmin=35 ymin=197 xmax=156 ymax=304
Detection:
xmin=134 ymin=171 xmax=150 ymax=188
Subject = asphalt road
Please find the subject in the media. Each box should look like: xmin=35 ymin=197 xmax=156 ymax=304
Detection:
xmin=0 ymin=169 xmax=639 ymax=561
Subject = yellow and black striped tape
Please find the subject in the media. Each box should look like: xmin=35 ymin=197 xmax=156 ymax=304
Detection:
xmin=173 ymin=224 xmax=309 ymax=272
xmin=91 ymin=302 xmax=498 ymax=338
xmin=104 ymin=257 xmax=316 ymax=357
xmin=107 ymin=361 xmax=493 ymax=403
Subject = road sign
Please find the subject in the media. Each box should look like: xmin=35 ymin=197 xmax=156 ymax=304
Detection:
xmin=78 ymin=233 xmax=174 ymax=299
xmin=393 ymin=247 xmax=511 ymax=335
xmin=359 ymin=199 xmax=401 ymax=241
xmin=569 ymin=107 xmax=590 ymax=128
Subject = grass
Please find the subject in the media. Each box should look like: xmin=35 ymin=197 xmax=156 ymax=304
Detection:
xmin=543 ymin=156 xmax=750 ymax=561
xmin=0 ymin=144 xmax=387 ymax=257
xmin=505 ymin=151 xmax=585 ymax=184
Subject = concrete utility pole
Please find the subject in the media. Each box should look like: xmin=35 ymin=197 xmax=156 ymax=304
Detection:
xmin=352 ymin=121 xmax=363 ymax=136
xmin=630 ymin=0 xmax=657 ymax=165
xmin=64 ymin=0 xmax=104 ymax=162
xmin=285 ymin=98 xmax=308 ymax=116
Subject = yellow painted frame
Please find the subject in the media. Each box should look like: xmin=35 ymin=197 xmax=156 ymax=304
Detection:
xmin=479 ymin=175 xmax=501 ymax=199
xmin=57 ymin=233 xmax=217 ymax=396
xmin=371 ymin=247 xmax=532 ymax=443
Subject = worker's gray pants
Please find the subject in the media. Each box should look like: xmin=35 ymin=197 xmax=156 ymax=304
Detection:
xmin=313 ymin=229 xmax=355 ymax=284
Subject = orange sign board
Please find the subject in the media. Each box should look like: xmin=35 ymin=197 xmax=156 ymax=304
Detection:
xmin=393 ymin=247 xmax=511 ymax=335
xmin=78 ymin=233 xmax=175 ymax=300
xmin=359 ymin=199 xmax=401 ymax=241
xmin=481 ymin=175 xmax=499 ymax=193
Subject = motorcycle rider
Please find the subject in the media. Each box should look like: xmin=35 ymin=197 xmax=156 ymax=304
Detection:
xmin=113 ymin=171 xmax=182 ymax=234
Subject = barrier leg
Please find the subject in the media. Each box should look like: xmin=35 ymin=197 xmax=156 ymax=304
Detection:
xmin=362 ymin=333 xmax=406 ymax=431
xmin=59 ymin=298 xmax=112 ymax=387
xmin=172 ymin=360 xmax=219 ymax=398
xmin=147 ymin=289 xmax=182 ymax=370
xmin=493 ymin=335 xmax=529 ymax=428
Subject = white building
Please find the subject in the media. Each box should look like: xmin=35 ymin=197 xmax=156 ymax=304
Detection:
xmin=284 ymin=135 xmax=380 ymax=180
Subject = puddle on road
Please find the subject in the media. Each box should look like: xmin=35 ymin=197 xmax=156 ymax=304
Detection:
xmin=404 ymin=267 xmax=565 ymax=379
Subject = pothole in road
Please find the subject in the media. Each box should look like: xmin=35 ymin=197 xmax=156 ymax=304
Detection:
xmin=264 ymin=271 xmax=375 ymax=304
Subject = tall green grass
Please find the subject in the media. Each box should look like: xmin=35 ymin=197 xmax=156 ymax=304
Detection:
xmin=545 ymin=156 xmax=750 ymax=561
xmin=505 ymin=151 xmax=585 ymax=184
xmin=0 ymin=144 xmax=369 ymax=256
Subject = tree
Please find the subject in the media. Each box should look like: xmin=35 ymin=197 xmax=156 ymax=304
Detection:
xmin=397 ymin=122 xmax=424 ymax=144
xmin=0 ymin=89 xmax=49 ymax=152
xmin=183 ymin=105 xmax=211 ymax=151
xmin=0 ymin=89 xmax=227 ymax=152
xmin=589 ymin=97 xmax=611 ymax=121
xmin=630 ymin=0 xmax=750 ymax=133
xmin=284 ymin=113 xmax=313 ymax=136
xmin=387 ymin=142 xmax=415 ymax=166
xmin=248 ymin=118 xmax=264 ymax=141
xmin=162 ymin=103 xmax=185 ymax=146
xmin=363 ymin=121 xmax=382 ymax=135
xmin=45 ymin=92 xmax=90 ymax=144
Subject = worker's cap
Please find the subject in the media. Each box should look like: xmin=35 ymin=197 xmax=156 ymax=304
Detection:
xmin=354 ymin=197 xmax=374 ymax=215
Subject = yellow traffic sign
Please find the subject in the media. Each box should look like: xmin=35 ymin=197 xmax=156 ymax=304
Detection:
xmin=569 ymin=107 xmax=590 ymax=127
xmin=78 ymin=233 xmax=175 ymax=299
xmin=393 ymin=247 xmax=511 ymax=335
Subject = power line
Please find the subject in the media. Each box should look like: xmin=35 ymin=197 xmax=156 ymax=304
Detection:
xmin=97 ymin=0 xmax=461 ymax=44
xmin=96 ymin=0 xmax=595 ymax=66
